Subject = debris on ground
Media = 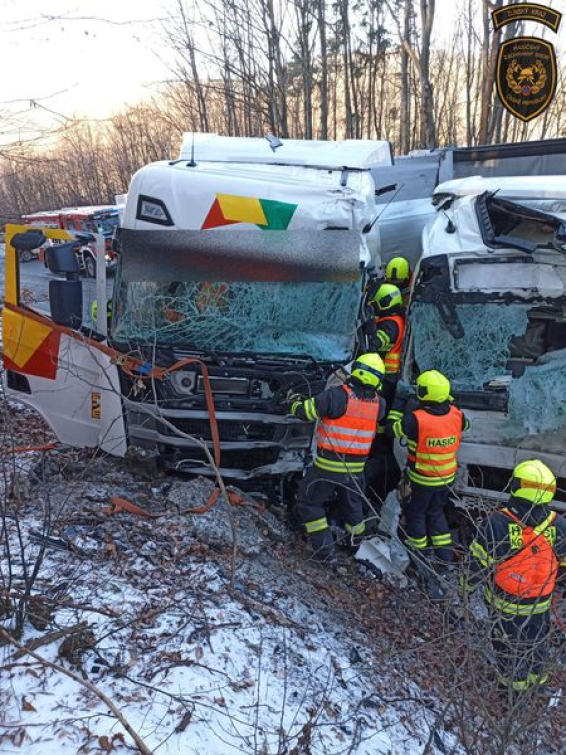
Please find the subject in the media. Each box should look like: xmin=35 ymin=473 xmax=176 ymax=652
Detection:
xmin=2 ymin=402 xmax=565 ymax=754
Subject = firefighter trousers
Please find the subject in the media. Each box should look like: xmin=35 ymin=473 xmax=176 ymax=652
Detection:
xmin=296 ymin=465 xmax=366 ymax=559
xmin=491 ymin=610 xmax=550 ymax=691
xmin=403 ymin=481 xmax=453 ymax=564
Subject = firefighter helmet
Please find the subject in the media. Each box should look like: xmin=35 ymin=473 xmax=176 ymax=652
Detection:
xmin=386 ymin=256 xmax=411 ymax=283
xmin=416 ymin=370 xmax=453 ymax=403
xmin=511 ymin=459 xmax=556 ymax=505
xmin=351 ymin=353 xmax=385 ymax=389
xmin=372 ymin=283 xmax=403 ymax=312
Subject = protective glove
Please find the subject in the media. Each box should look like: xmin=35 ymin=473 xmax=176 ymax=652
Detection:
xmin=285 ymin=391 xmax=305 ymax=414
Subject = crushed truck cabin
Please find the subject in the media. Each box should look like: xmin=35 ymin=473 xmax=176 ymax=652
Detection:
xmin=2 ymin=135 xmax=392 ymax=491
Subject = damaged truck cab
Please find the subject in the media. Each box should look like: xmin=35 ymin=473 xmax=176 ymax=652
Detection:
xmin=401 ymin=176 xmax=566 ymax=507
xmin=3 ymin=135 xmax=392 ymax=484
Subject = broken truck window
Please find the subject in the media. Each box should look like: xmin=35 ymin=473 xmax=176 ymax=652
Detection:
xmin=112 ymin=280 xmax=362 ymax=362
xmin=411 ymin=302 xmax=531 ymax=391
xmin=411 ymin=300 xmax=566 ymax=444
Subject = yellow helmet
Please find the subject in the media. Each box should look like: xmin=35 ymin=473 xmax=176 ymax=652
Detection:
xmin=416 ymin=370 xmax=453 ymax=403
xmin=386 ymin=256 xmax=411 ymax=283
xmin=511 ymin=459 xmax=556 ymax=505
xmin=372 ymin=283 xmax=403 ymax=312
xmin=351 ymin=353 xmax=384 ymax=389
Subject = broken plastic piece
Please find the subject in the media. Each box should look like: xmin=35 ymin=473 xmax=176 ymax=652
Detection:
xmin=355 ymin=536 xmax=410 ymax=587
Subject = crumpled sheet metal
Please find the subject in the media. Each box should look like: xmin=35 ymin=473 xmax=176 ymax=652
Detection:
xmin=355 ymin=537 xmax=410 ymax=588
xmin=355 ymin=491 xmax=410 ymax=587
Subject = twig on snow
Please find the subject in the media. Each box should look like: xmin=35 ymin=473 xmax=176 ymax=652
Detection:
xmin=0 ymin=627 xmax=153 ymax=755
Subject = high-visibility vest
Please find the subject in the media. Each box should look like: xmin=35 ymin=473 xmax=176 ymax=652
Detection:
xmin=315 ymin=386 xmax=380 ymax=474
xmin=407 ymin=405 xmax=463 ymax=486
xmin=494 ymin=508 xmax=558 ymax=601
xmin=375 ymin=314 xmax=405 ymax=375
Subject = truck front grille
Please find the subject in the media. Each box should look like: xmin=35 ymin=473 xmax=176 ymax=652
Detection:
xmin=163 ymin=418 xmax=277 ymax=442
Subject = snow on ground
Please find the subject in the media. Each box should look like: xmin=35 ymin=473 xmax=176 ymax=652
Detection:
xmin=0 ymin=410 xmax=459 ymax=755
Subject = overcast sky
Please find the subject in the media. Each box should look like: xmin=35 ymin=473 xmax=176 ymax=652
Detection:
xmin=1 ymin=0 xmax=565 ymax=126
xmin=1 ymin=0 xmax=172 ymax=120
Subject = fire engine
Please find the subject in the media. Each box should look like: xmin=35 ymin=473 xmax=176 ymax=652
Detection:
xmin=21 ymin=205 xmax=120 ymax=276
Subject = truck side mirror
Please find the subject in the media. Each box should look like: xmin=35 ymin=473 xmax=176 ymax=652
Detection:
xmin=12 ymin=230 xmax=46 ymax=251
xmin=46 ymin=241 xmax=83 ymax=329
xmin=46 ymin=242 xmax=80 ymax=277
xmin=49 ymin=280 xmax=83 ymax=328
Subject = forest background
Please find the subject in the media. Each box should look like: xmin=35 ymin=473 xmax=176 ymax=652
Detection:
xmin=1 ymin=0 xmax=565 ymax=218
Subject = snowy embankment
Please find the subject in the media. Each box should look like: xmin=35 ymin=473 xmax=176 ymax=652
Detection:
xmin=0 ymin=405 xmax=458 ymax=754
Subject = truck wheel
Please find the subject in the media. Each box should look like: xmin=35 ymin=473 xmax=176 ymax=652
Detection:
xmin=84 ymin=253 xmax=96 ymax=279
xmin=19 ymin=249 xmax=33 ymax=263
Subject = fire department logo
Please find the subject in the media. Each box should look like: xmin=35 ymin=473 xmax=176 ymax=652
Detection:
xmin=496 ymin=37 xmax=557 ymax=122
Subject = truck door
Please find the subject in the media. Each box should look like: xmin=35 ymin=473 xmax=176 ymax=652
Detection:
xmin=2 ymin=225 xmax=127 ymax=456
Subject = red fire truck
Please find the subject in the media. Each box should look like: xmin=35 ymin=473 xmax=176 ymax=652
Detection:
xmin=21 ymin=205 xmax=119 ymax=276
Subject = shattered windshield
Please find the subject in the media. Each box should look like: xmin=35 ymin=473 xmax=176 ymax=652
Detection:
xmin=112 ymin=279 xmax=362 ymax=361
xmin=96 ymin=215 xmax=119 ymax=235
xmin=411 ymin=302 xmax=531 ymax=391
xmin=410 ymin=300 xmax=566 ymax=444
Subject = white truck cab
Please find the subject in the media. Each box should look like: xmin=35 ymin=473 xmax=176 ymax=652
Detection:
xmin=4 ymin=135 xmax=393 ymax=489
xmin=401 ymin=176 xmax=566 ymax=508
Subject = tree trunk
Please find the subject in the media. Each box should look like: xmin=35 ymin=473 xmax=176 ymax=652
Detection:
xmin=400 ymin=0 xmax=411 ymax=153
xmin=317 ymin=0 xmax=328 ymax=139
xmin=418 ymin=0 xmax=436 ymax=147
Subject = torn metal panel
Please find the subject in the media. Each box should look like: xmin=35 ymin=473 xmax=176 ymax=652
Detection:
xmin=355 ymin=537 xmax=410 ymax=587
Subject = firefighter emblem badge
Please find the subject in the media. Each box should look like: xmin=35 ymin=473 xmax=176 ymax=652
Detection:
xmin=496 ymin=37 xmax=557 ymax=122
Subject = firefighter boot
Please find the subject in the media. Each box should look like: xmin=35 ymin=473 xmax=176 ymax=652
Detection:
xmin=309 ymin=529 xmax=337 ymax=564
xmin=410 ymin=548 xmax=446 ymax=601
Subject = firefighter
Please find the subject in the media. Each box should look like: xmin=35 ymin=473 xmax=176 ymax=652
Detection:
xmin=290 ymin=353 xmax=387 ymax=563
xmin=385 ymin=256 xmax=413 ymax=306
xmin=391 ymin=370 xmax=469 ymax=594
xmin=366 ymin=283 xmax=406 ymax=410
xmin=461 ymin=460 xmax=566 ymax=694
xmin=90 ymin=299 xmax=113 ymax=329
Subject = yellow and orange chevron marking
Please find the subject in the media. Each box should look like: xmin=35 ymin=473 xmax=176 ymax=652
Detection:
xmin=2 ymin=308 xmax=61 ymax=380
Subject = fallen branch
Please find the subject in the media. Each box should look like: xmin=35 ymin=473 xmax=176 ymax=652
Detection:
xmin=202 ymin=445 xmax=238 ymax=593
xmin=0 ymin=628 xmax=152 ymax=755
xmin=12 ymin=622 xmax=88 ymax=660
xmin=234 ymin=592 xmax=302 ymax=631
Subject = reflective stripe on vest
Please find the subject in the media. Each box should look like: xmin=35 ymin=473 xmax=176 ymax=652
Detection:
xmin=484 ymin=587 xmax=552 ymax=615
xmin=407 ymin=406 xmax=463 ymax=486
xmin=315 ymin=385 xmax=379 ymax=459
xmin=374 ymin=314 xmax=405 ymax=374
